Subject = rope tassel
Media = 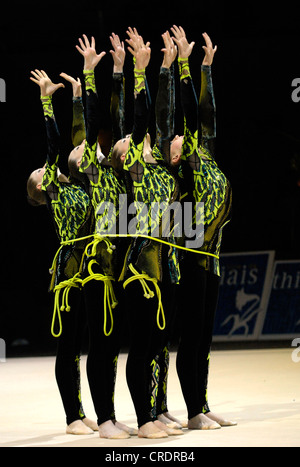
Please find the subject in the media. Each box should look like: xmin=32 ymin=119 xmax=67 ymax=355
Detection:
xmin=123 ymin=264 xmax=166 ymax=331
xmin=82 ymin=260 xmax=118 ymax=337
xmin=51 ymin=273 xmax=83 ymax=337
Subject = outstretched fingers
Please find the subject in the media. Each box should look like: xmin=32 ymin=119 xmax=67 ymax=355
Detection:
xmin=202 ymin=32 xmax=217 ymax=53
xmin=30 ymin=69 xmax=48 ymax=83
xmin=202 ymin=32 xmax=217 ymax=65
xmin=60 ymin=72 xmax=76 ymax=83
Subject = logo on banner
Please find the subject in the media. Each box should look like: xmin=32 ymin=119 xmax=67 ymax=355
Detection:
xmin=214 ymin=252 xmax=274 ymax=340
xmin=224 ymin=287 xmax=261 ymax=337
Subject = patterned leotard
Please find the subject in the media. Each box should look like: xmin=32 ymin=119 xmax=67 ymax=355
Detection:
xmin=179 ymin=61 xmax=232 ymax=276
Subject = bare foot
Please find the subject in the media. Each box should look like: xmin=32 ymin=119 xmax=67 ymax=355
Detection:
xmin=138 ymin=421 xmax=169 ymax=439
xmin=82 ymin=417 xmax=98 ymax=431
xmin=157 ymin=413 xmax=181 ymax=429
xmin=188 ymin=413 xmax=221 ymax=430
xmin=66 ymin=419 xmax=94 ymax=435
xmin=154 ymin=419 xmax=184 ymax=436
xmin=160 ymin=412 xmax=188 ymax=429
xmin=114 ymin=420 xmax=138 ymax=436
xmin=99 ymin=420 xmax=130 ymax=439
xmin=205 ymin=411 xmax=237 ymax=427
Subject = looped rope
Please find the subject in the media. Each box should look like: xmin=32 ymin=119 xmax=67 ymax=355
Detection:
xmin=49 ymin=234 xmax=115 ymax=277
xmin=49 ymin=232 xmax=219 ymax=285
xmin=82 ymin=260 xmax=118 ymax=336
xmin=51 ymin=273 xmax=83 ymax=338
xmin=123 ymin=264 xmax=166 ymax=331
xmin=48 ymin=232 xmax=218 ymax=337
xmin=84 ymin=234 xmax=115 ymax=259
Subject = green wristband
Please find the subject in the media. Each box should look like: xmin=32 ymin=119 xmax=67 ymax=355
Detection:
xmin=178 ymin=57 xmax=191 ymax=80
xmin=83 ymin=70 xmax=96 ymax=93
xmin=134 ymin=68 xmax=146 ymax=95
xmin=41 ymin=95 xmax=54 ymax=118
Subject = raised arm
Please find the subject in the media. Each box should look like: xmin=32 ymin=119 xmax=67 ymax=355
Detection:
xmin=76 ymin=34 xmax=106 ymax=147
xmin=126 ymin=27 xmax=151 ymax=145
xmin=75 ymin=35 xmax=106 ymax=181
xmin=109 ymin=33 xmax=126 ymax=145
xmin=60 ymin=72 xmax=86 ymax=147
xmin=171 ymin=26 xmax=200 ymax=171
xmin=172 ymin=26 xmax=198 ymax=134
xmin=122 ymin=28 xmax=151 ymax=182
xmin=30 ymin=70 xmax=64 ymax=166
xmin=199 ymin=32 xmax=217 ymax=154
xmin=155 ymin=31 xmax=177 ymax=164
xmin=30 ymin=70 xmax=65 ymax=199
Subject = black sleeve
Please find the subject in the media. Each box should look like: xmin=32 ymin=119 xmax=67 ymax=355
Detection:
xmin=72 ymin=97 xmax=86 ymax=147
xmin=132 ymin=87 xmax=150 ymax=146
xmin=41 ymin=96 xmax=60 ymax=166
xmin=180 ymin=74 xmax=198 ymax=135
xmin=179 ymin=63 xmax=201 ymax=173
xmin=84 ymin=70 xmax=101 ymax=147
xmin=110 ymin=72 xmax=126 ymax=144
xmin=199 ymin=65 xmax=216 ymax=157
xmin=155 ymin=65 xmax=175 ymax=164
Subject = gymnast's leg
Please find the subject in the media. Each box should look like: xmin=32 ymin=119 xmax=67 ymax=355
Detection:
xmin=84 ymin=276 xmax=129 ymax=439
xmin=55 ymin=287 xmax=95 ymax=434
xmin=125 ymin=280 xmax=168 ymax=439
xmin=176 ymin=255 xmax=220 ymax=429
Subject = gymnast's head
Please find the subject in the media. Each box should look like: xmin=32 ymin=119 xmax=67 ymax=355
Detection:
xmin=68 ymin=139 xmax=86 ymax=180
xmin=27 ymin=165 xmax=70 ymax=206
xmin=111 ymin=133 xmax=155 ymax=172
xmin=26 ymin=166 xmax=47 ymax=206
xmin=170 ymin=135 xmax=183 ymax=166
xmin=111 ymin=135 xmax=131 ymax=173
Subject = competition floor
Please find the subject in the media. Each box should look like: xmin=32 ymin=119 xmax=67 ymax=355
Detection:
xmin=0 ymin=346 xmax=299 ymax=448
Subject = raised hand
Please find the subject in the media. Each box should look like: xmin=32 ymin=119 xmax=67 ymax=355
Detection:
xmin=170 ymin=25 xmax=195 ymax=59
xmin=161 ymin=30 xmax=177 ymax=69
xmin=30 ymin=69 xmax=65 ymax=96
xmin=60 ymin=72 xmax=82 ymax=97
xmin=109 ymin=32 xmax=126 ymax=73
xmin=76 ymin=34 xmax=106 ymax=70
xmin=126 ymin=27 xmax=151 ymax=70
xmin=202 ymin=32 xmax=217 ymax=66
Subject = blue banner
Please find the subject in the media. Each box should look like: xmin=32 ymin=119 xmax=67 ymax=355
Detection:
xmin=261 ymin=260 xmax=300 ymax=339
xmin=213 ymin=251 xmax=275 ymax=341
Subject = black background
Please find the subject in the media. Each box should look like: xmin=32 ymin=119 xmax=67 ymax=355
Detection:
xmin=1 ymin=1 xmax=300 ymax=354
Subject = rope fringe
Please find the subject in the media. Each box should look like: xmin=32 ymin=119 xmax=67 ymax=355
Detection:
xmin=123 ymin=264 xmax=166 ymax=331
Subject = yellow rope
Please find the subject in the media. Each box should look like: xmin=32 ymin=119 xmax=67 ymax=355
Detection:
xmin=123 ymin=264 xmax=166 ymax=331
xmin=124 ymin=234 xmax=219 ymax=259
xmin=49 ymin=232 xmax=218 ymax=301
xmin=49 ymin=236 xmax=116 ymax=338
xmin=49 ymin=231 xmax=218 ymax=337
xmin=106 ymin=233 xmax=219 ymax=259
xmin=81 ymin=260 xmax=118 ymax=337
xmin=51 ymin=273 xmax=83 ymax=338
xmin=83 ymin=234 xmax=115 ymax=259
xmin=53 ymin=233 xmax=219 ymax=261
